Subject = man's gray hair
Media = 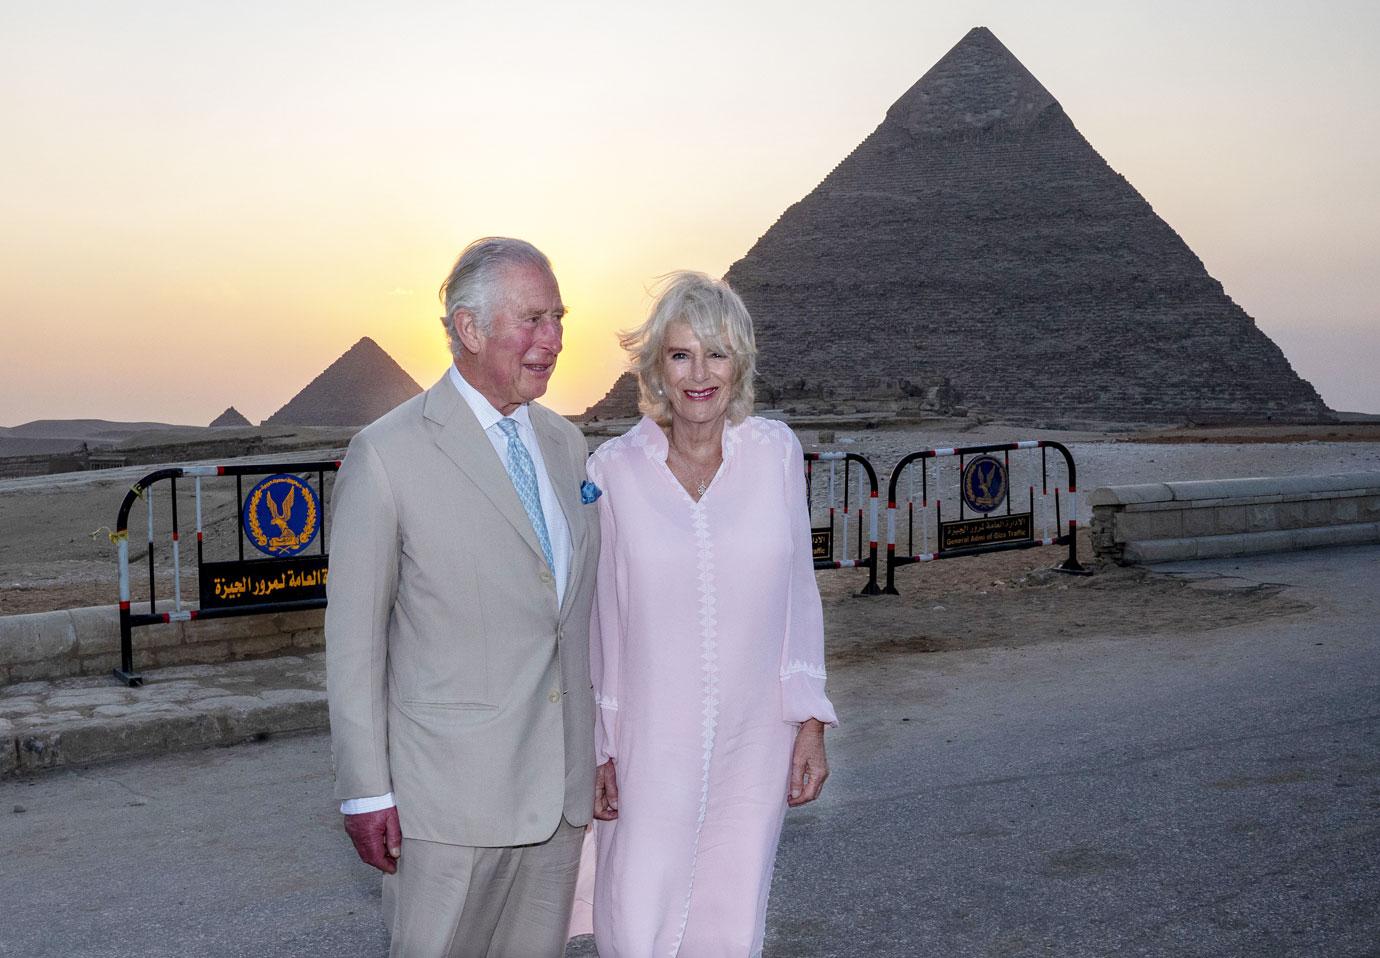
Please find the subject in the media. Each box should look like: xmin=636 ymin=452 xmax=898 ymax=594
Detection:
xmin=438 ymin=237 xmax=554 ymax=358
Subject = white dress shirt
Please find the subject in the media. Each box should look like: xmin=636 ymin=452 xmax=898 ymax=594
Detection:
xmin=340 ymin=366 xmax=574 ymax=816
xmin=445 ymin=364 xmax=573 ymax=606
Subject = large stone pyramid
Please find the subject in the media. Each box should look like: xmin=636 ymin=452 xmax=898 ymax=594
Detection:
xmin=586 ymin=26 xmax=1330 ymax=424
xmin=264 ymin=337 xmax=423 ymax=427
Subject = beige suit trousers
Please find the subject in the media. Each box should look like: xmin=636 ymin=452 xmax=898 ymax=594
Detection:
xmin=382 ymin=819 xmax=585 ymax=958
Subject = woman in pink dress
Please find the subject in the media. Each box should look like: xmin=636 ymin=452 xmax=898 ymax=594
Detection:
xmin=587 ymin=271 xmax=837 ymax=956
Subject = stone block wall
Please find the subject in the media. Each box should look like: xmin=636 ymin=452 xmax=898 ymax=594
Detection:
xmin=0 ymin=606 xmax=324 ymax=685
xmin=1090 ymin=473 xmax=1380 ymax=564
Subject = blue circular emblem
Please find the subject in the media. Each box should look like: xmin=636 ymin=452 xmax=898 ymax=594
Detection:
xmin=242 ymin=474 xmax=320 ymax=557
xmin=961 ymin=455 xmax=1007 ymax=514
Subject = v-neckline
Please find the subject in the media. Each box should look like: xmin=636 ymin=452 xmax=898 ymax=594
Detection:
xmin=664 ymin=459 xmax=720 ymax=504
xmin=644 ymin=417 xmax=732 ymax=507
xmin=665 ymin=447 xmax=722 ymax=504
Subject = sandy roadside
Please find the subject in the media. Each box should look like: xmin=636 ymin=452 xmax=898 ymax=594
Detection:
xmin=0 ymin=425 xmax=1374 ymax=631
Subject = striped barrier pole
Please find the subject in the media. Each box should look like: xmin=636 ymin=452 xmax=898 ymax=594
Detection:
xmin=1061 ymin=483 xmax=1084 ymax=572
xmin=865 ymin=480 xmax=881 ymax=595
xmin=828 ymin=459 xmax=837 ymax=551
xmin=146 ymin=483 xmax=155 ymax=614
xmin=170 ymin=477 xmax=182 ymax=613
xmin=804 ymin=451 xmax=881 ymax=594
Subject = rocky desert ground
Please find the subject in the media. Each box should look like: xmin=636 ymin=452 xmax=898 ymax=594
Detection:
xmin=2 ymin=420 xmax=1375 ymax=653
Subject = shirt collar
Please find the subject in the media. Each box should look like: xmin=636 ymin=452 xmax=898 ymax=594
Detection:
xmin=448 ymin=364 xmax=533 ymax=433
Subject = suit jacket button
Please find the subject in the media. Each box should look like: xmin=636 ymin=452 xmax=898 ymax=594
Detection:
xmin=548 ymin=690 xmax=561 ymax=704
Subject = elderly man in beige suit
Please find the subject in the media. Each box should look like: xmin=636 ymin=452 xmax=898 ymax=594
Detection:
xmin=325 ymin=237 xmax=598 ymax=957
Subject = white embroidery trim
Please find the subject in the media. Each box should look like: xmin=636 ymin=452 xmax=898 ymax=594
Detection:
xmin=747 ymin=415 xmax=781 ymax=446
xmin=780 ymin=659 xmax=827 ymax=681
xmin=669 ymin=498 xmax=719 ymax=956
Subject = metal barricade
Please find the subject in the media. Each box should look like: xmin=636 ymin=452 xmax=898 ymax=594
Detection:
xmin=112 ymin=459 xmax=339 ymax=686
xmin=883 ymin=440 xmax=1085 ymax=594
xmin=803 ymin=452 xmax=882 ymax=595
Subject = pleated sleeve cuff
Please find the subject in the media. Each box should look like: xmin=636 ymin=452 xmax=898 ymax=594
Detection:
xmin=780 ymin=664 xmax=839 ymax=727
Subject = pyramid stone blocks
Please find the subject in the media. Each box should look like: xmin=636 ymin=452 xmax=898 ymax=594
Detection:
xmin=264 ymin=337 xmax=422 ymax=427
xmin=723 ymin=27 xmax=1329 ymax=423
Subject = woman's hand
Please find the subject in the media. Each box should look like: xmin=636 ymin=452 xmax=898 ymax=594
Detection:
xmin=594 ymin=759 xmax=620 ymax=820
xmin=788 ymin=719 xmax=829 ymax=807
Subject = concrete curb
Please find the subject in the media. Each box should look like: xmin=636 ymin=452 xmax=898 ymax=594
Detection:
xmin=1088 ymin=472 xmax=1380 ymax=506
xmin=1091 ymin=471 xmax=1380 ymax=564
xmin=0 ymin=604 xmax=324 ymax=685
xmin=1124 ymin=521 xmax=1380 ymax=563
xmin=2 ymin=653 xmax=329 ymax=777
xmin=11 ymin=697 xmax=328 ymax=775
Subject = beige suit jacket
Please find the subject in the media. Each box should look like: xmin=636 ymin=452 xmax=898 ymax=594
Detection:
xmin=325 ymin=376 xmax=599 ymax=847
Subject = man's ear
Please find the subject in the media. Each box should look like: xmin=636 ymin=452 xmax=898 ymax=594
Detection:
xmin=453 ymin=308 xmax=485 ymax=355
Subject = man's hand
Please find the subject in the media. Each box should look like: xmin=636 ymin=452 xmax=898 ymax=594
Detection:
xmin=343 ymin=806 xmax=402 ymax=874
xmin=593 ymin=759 xmax=619 ymax=821
xmin=788 ymin=719 xmax=829 ymax=807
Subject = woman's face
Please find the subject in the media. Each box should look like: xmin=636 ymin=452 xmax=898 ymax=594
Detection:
xmin=660 ymin=320 xmax=734 ymax=429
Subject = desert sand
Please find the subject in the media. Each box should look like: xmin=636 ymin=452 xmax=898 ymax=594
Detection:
xmin=2 ymin=422 xmax=1375 ymax=656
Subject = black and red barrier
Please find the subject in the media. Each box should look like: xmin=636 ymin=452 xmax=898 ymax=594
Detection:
xmin=882 ymin=440 xmax=1085 ymax=595
xmin=111 ymin=460 xmax=339 ymax=686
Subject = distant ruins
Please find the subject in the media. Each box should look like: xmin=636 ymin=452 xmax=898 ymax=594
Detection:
xmin=263 ymin=337 xmax=422 ymax=427
xmin=585 ymin=26 xmax=1330 ymax=424
xmin=0 ymin=341 xmax=424 ymax=477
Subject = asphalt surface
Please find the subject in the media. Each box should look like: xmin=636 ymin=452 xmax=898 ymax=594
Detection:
xmin=2 ymin=545 xmax=1377 ymax=957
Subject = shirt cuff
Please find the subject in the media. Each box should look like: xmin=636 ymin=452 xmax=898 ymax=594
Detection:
xmin=340 ymin=792 xmax=396 ymax=815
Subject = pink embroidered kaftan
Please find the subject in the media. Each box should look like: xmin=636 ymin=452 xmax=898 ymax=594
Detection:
xmin=587 ymin=415 xmax=837 ymax=957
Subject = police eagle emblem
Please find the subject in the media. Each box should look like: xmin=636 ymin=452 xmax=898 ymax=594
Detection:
xmin=242 ymin=474 xmax=320 ymax=557
xmin=960 ymin=455 xmax=1008 ymax=514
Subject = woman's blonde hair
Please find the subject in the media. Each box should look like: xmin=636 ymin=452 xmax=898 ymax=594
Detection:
xmin=619 ymin=271 xmax=757 ymax=426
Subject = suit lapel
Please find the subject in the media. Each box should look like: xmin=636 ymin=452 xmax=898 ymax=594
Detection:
xmin=424 ymin=378 xmax=549 ymax=569
xmin=531 ymin=407 xmax=586 ymax=619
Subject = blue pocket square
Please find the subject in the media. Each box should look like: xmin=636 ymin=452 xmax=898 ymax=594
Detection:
xmin=580 ymin=480 xmax=602 ymax=504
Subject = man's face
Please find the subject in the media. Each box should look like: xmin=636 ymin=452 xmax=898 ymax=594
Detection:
xmin=458 ymin=262 xmax=565 ymax=414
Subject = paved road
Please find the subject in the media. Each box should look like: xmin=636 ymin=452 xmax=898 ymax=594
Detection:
xmin=3 ymin=546 xmax=1377 ymax=957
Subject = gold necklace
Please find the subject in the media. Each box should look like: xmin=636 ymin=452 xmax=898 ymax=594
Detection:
xmin=668 ymin=443 xmax=720 ymax=498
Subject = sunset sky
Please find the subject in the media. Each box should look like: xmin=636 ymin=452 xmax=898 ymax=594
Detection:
xmin=2 ymin=0 xmax=1377 ymax=425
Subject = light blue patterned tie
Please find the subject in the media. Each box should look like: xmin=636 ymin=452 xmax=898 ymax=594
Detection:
xmin=495 ymin=418 xmax=554 ymax=571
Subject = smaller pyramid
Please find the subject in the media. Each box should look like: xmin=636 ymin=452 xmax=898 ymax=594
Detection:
xmin=209 ymin=406 xmax=252 ymax=428
xmin=580 ymin=371 xmax=640 ymax=420
xmin=264 ymin=337 xmax=423 ymax=427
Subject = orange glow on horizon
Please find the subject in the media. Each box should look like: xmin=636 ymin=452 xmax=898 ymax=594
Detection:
xmin=2 ymin=2 xmax=1378 ymax=425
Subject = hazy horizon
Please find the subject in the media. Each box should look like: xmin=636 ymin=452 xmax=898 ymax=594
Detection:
xmin=3 ymin=1 xmax=1378 ymax=427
